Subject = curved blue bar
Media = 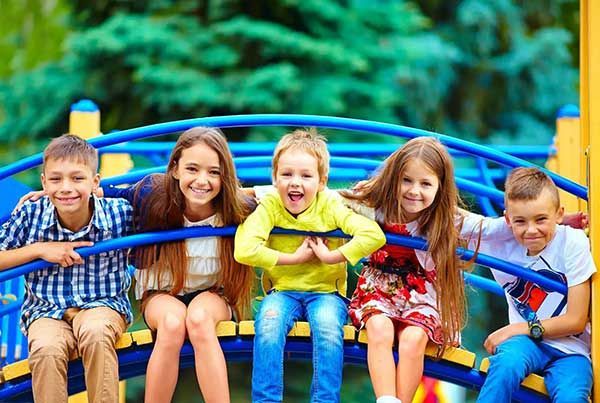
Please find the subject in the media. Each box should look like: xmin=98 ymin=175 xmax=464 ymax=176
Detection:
xmin=464 ymin=272 xmax=503 ymax=296
xmin=0 ymin=115 xmax=586 ymax=199
xmin=98 ymin=157 xmax=506 ymax=205
xmin=101 ymin=142 xmax=553 ymax=159
xmin=0 ymin=227 xmax=567 ymax=294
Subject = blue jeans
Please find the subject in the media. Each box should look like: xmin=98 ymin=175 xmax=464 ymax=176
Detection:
xmin=477 ymin=335 xmax=592 ymax=402
xmin=252 ymin=291 xmax=348 ymax=403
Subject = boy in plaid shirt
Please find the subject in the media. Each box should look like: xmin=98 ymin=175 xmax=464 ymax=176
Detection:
xmin=0 ymin=134 xmax=133 ymax=403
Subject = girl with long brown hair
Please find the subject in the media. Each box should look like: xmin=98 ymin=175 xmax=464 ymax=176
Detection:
xmin=105 ymin=127 xmax=254 ymax=403
xmin=343 ymin=137 xmax=466 ymax=403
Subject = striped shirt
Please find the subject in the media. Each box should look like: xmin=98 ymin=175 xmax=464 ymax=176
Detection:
xmin=0 ymin=196 xmax=134 ymax=335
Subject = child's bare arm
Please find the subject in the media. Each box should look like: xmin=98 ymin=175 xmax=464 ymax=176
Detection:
xmin=0 ymin=241 xmax=93 ymax=271
xmin=484 ymin=280 xmax=590 ymax=354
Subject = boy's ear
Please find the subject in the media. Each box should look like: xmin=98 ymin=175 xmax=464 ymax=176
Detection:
xmin=503 ymin=209 xmax=511 ymax=226
xmin=318 ymin=176 xmax=328 ymax=192
xmin=40 ymin=173 xmax=47 ymax=191
xmin=556 ymin=206 xmax=565 ymax=224
xmin=92 ymin=173 xmax=100 ymax=194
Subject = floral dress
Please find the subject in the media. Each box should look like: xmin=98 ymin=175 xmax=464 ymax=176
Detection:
xmin=348 ymin=222 xmax=443 ymax=345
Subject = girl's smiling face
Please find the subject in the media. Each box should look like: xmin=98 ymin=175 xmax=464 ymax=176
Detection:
xmin=399 ymin=158 xmax=440 ymax=222
xmin=173 ymin=142 xmax=222 ymax=221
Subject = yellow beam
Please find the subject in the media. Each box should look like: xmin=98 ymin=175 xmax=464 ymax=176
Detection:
xmin=581 ymin=1 xmax=600 ymax=401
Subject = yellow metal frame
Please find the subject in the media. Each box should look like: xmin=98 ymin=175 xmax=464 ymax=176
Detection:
xmin=581 ymin=1 xmax=600 ymax=401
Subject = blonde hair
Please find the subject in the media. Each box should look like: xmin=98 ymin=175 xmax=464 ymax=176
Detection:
xmin=272 ymin=128 xmax=329 ymax=179
xmin=343 ymin=137 xmax=466 ymax=355
xmin=505 ymin=167 xmax=560 ymax=209
xmin=134 ymin=127 xmax=255 ymax=319
xmin=43 ymin=134 xmax=98 ymax=173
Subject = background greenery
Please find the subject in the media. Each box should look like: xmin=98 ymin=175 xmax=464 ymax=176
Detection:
xmin=0 ymin=0 xmax=580 ymax=401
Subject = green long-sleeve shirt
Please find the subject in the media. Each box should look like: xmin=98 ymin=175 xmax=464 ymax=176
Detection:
xmin=234 ymin=189 xmax=385 ymax=295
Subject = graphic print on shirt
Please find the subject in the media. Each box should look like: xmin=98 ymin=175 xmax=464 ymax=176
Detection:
xmin=504 ymin=256 xmax=568 ymax=319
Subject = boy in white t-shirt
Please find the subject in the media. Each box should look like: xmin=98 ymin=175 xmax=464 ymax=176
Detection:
xmin=476 ymin=167 xmax=595 ymax=402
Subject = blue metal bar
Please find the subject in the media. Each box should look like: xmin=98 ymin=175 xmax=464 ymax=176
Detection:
xmin=0 ymin=227 xmax=567 ymax=294
xmin=464 ymin=272 xmax=504 ymax=296
xmin=475 ymin=157 xmax=500 ymax=216
xmin=101 ymin=142 xmax=554 ymax=159
xmin=0 ymin=115 xmax=585 ymax=199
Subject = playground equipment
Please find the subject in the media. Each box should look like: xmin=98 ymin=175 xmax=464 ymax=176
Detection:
xmin=0 ymin=1 xmax=596 ymax=400
xmin=0 ymin=107 xmax=583 ymax=402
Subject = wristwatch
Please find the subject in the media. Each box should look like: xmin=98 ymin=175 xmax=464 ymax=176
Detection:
xmin=528 ymin=319 xmax=545 ymax=341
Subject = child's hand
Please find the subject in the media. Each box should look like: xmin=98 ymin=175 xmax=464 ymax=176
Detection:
xmin=292 ymin=238 xmax=315 ymax=264
xmin=308 ymin=237 xmax=345 ymax=264
xmin=12 ymin=190 xmax=46 ymax=214
xmin=483 ymin=324 xmax=520 ymax=354
xmin=562 ymin=211 xmax=588 ymax=229
xmin=39 ymin=241 xmax=94 ymax=268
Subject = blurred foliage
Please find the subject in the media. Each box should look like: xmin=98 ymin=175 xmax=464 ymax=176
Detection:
xmin=0 ymin=0 xmax=578 ymax=151
xmin=0 ymin=1 xmax=581 ymax=401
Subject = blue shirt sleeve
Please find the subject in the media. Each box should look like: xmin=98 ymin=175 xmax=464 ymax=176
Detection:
xmin=103 ymin=175 xmax=155 ymax=212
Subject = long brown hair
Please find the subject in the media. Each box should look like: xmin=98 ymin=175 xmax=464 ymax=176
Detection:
xmin=343 ymin=137 xmax=466 ymax=354
xmin=134 ymin=127 xmax=254 ymax=318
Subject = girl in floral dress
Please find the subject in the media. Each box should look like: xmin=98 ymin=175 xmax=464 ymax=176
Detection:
xmin=344 ymin=137 xmax=468 ymax=403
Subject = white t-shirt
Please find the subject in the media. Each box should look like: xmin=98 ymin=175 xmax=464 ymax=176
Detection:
xmin=475 ymin=221 xmax=596 ymax=358
xmin=134 ymin=214 xmax=220 ymax=299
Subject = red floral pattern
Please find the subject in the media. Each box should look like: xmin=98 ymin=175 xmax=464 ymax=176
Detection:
xmin=348 ymin=223 xmax=443 ymax=345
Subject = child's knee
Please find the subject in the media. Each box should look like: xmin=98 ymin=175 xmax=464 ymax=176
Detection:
xmin=186 ymin=308 xmax=216 ymax=342
xmin=365 ymin=316 xmax=394 ymax=347
xmin=77 ymin=317 xmax=121 ymax=346
xmin=29 ymin=336 xmax=70 ymax=361
xmin=156 ymin=313 xmax=186 ymax=346
xmin=398 ymin=327 xmax=428 ymax=356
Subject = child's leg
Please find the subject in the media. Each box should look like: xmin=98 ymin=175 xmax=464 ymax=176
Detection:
xmin=186 ymin=291 xmax=232 ymax=403
xmin=477 ymin=335 xmax=548 ymax=403
xmin=364 ymin=314 xmax=396 ymax=398
xmin=27 ymin=318 xmax=77 ymax=403
xmin=72 ymin=307 xmax=127 ymax=403
xmin=543 ymin=350 xmax=592 ymax=402
xmin=305 ymin=292 xmax=347 ymax=403
xmin=252 ymin=292 xmax=302 ymax=403
xmin=396 ymin=325 xmax=428 ymax=403
xmin=143 ymin=294 xmax=188 ymax=403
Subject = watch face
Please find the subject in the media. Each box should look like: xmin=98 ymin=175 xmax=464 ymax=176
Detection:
xmin=530 ymin=324 xmax=544 ymax=340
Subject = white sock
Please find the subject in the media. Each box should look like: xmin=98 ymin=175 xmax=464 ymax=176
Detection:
xmin=376 ymin=396 xmax=402 ymax=403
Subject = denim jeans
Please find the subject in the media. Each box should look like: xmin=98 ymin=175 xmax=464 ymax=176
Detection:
xmin=252 ymin=291 xmax=348 ymax=403
xmin=477 ymin=335 xmax=592 ymax=402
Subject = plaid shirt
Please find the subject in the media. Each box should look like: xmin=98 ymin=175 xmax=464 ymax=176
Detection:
xmin=0 ymin=196 xmax=134 ymax=335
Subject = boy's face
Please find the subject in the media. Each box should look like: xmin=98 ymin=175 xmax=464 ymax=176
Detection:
xmin=172 ymin=142 xmax=222 ymax=221
xmin=504 ymin=188 xmax=564 ymax=256
xmin=42 ymin=158 xmax=99 ymax=220
xmin=273 ymin=148 xmax=326 ymax=216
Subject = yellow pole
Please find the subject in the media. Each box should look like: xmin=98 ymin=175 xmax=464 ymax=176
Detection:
xmin=547 ymin=105 xmax=586 ymax=212
xmin=69 ymin=99 xmax=101 ymax=140
xmin=580 ymin=1 xmax=600 ymax=401
xmin=67 ymin=100 xmax=128 ymax=403
xmin=68 ymin=99 xmax=133 ymax=177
